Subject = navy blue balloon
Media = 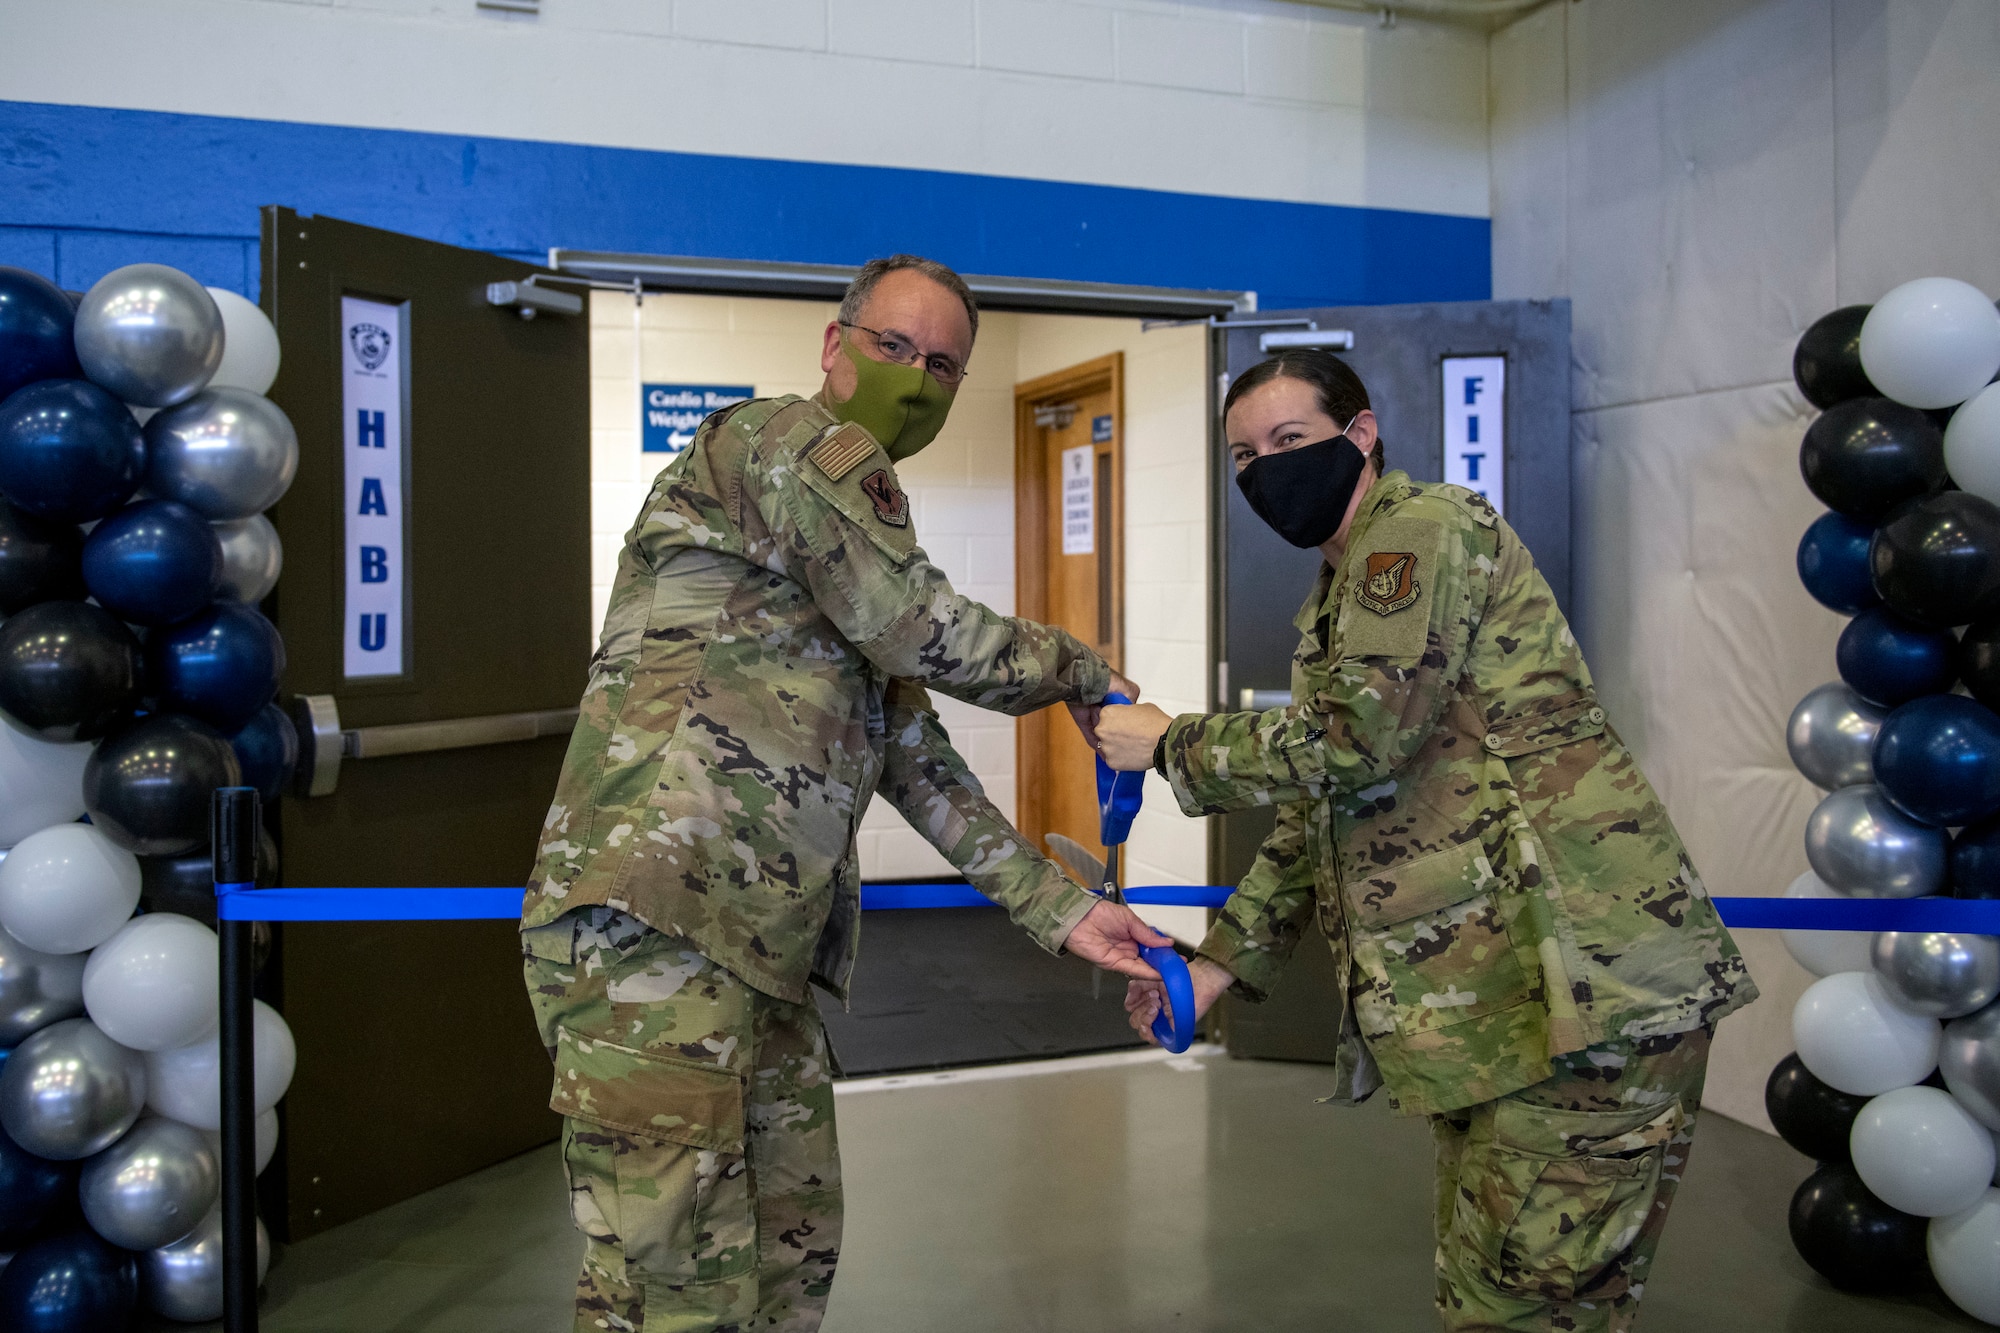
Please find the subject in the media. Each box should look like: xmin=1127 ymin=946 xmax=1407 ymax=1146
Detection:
xmin=146 ymin=602 xmax=285 ymax=733
xmin=0 ymin=380 xmax=143 ymax=524
xmin=228 ymin=700 xmax=299 ymax=806
xmin=80 ymin=499 xmax=221 ymax=627
xmin=0 ymin=268 xmax=81 ymax=403
xmin=1835 ymin=607 xmax=1956 ymax=708
xmin=1798 ymin=511 xmax=1880 ymax=614
xmin=1873 ymin=694 xmax=2000 ymax=827
xmin=1952 ymin=816 xmax=2000 ymax=899
xmin=0 ymin=1120 xmax=76 ymax=1248
xmin=0 ymin=1229 xmax=138 ymax=1333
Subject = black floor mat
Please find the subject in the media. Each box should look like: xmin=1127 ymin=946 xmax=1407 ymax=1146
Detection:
xmin=817 ymin=907 xmax=1144 ymax=1076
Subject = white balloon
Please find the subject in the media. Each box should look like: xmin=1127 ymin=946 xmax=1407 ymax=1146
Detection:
xmin=1781 ymin=870 xmax=1876 ymax=977
xmin=1794 ymin=970 xmax=1942 ymax=1095
xmin=202 ymin=1105 xmax=279 ymax=1176
xmin=0 ymin=824 xmax=142 ymax=955
xmin=1851 ymin=1085 xmax=1996 ymax=1217
xmin=1930 ymin=1187 xmax=2000 ymax=1324
xmin=82 ymin=914 xmax=218 ymax=1051
xmin=202 ymin=288 xmax=281 ymax=396
xmin=1860 ymin=277 xmax=2000 ymax=410
xmin=0 ymin=724 xmax=91 ymax=848
xmin=1945 ymin=382 xmax=2000 ymax=507
xmin=144 ymin=999 xmax=295 ymax=1130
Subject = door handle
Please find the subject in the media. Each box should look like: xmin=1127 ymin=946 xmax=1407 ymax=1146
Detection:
xmin=290 ymin=695 xmax=579 ymax=797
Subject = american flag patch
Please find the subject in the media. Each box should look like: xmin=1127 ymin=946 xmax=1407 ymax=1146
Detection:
xmin=808 ymin=429 xmax=876 ymax=481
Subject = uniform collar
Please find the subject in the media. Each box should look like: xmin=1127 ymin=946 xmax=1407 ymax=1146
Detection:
xmin=1293 ymin=469 xmax=1415 ymax=635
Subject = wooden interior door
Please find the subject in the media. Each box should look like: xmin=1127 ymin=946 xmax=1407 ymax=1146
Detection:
xmin=1014 ymin=354 xmax=1123 ymax=879
xmin=261 ymin=208 xmax=588 ymax=1237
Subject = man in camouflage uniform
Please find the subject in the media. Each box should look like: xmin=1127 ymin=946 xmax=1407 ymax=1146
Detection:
xmin=1100 ymin=351 xmax=1756 ymax=1332
xmin=523 ymin=255 xmax=1169 ymax=1332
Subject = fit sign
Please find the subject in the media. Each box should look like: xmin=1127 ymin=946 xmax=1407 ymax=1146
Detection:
xmin=1442 ymin=356 xmax=1506 ymax=516
xmin=342 ymin=296 xmax=408 ymax=678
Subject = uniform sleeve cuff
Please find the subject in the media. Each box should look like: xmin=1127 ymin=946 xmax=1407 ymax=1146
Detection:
xmin=1195 ymin=922 xmax=1286 ymax=1004
xmin=1042 ymin=883 xmax=1103 ymax=956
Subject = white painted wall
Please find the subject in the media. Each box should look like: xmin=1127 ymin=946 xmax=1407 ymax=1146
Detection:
xmin=0 ymin=0 xmax=1487 ymax=217
xmin=588 ymin=293 xmax=1211 ymax=936
xmin=1489 ymin=0 xmax=2000 ymax=1131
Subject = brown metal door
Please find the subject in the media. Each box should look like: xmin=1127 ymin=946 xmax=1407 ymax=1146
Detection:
xmin=260 ymin=208 xmax=588 ymax=1237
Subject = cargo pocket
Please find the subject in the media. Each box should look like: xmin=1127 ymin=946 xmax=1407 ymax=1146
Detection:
xmin=550 ymin=1026 xmax=756 ymax=1286
xmin=1347 ymin=839 xmax=1530 ymax=1038
xmin=1453 ymin=1096 xmax=1683 ymax=1302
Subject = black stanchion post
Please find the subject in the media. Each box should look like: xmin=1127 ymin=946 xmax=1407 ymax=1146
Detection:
xmin=213 ymin=787 xmax=261 ymax=1333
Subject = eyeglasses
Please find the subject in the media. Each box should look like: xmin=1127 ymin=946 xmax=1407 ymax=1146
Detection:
xmin=840 ymin=322 xmax=969 ymax=388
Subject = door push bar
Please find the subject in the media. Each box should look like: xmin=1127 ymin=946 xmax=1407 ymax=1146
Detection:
xmin=289 ymin=694 xmax=579 ymax=797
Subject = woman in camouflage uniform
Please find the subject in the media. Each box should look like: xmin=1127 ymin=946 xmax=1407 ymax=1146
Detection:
xmin=1096 ymin=350 xmax=1757 ymax=1332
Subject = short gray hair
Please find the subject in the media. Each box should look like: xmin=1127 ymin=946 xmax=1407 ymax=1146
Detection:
xmin=839 ymin=254 xmax=979 ymax=343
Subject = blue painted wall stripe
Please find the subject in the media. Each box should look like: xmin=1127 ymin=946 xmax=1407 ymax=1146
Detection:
xmin=0 ymin=100 xmax=1487 ymax=309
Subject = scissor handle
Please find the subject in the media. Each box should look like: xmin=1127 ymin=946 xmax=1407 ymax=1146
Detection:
xmin=1096 ymin=691 xmax=1146 ymax=848
xmin=1143 ymin=944 xmax=1196 ymax=1054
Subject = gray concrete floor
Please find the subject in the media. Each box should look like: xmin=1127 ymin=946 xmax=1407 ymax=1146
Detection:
xmin=165 ymin=1047 xmax=1982 ymax=1332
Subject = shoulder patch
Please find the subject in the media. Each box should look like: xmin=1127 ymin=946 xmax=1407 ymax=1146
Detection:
xmin=859 ymin=469 xmax=909 ymax=527
xmin=1338 ymin=515 xmax=1443 ymax=660
xmin=809 ymin=427 xmax=876 ymax=482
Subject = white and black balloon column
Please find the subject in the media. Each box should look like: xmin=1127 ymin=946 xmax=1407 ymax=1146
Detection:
xmin=1775 ymin=277 xmax=2000 ymax=1324
xmin=0 ymin=262 xmax=294 ymax=1328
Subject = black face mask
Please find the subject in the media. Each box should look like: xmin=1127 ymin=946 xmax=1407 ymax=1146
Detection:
xmin=1235 ymin=434 xmax=1370 ymax=549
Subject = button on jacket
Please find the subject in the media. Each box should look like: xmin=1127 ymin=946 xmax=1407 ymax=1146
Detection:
xmin=524 ymin=395 xmax=1110 ymax=1003
xmin=1161 ymin=471 xmax=1756 ymax=1116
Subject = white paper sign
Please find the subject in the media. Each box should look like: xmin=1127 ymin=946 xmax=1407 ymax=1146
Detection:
xmin=341 ymin=296 xmax=408 ymax=678
xmin=1061 ymin=444 xmax=1094 ymax=556
xmin=1442 ymin=355 xmax=1505 ymax=515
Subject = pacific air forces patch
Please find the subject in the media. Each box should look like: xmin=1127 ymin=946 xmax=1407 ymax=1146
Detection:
xmin=1358 ymin=551 xmax=1420 ymax=615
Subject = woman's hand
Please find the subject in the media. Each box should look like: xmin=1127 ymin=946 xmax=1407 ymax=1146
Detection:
xmin=1096 ymin=701 xmax=1173 ymax=772
xmin=1125 ymin=956 xmax=1235 ymax=1046
xmin=1068 ymin=670 xmax=1141 ymax=750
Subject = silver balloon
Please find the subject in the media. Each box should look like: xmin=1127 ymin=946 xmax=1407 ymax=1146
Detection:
xmin=213 ymin=514 xmax=283 ymax=604
xmin=1803 ymin=784 xmax=1948 ymax=897
xmin=0 ymin=1017 xmax=146 ymax=1159
xmin=73 ymin=264 xmax=224 ymax=409
xmin=1872 ymin=931 xmax=2000 ymax=1018
xmin=143 ymin=388 xmax=299 ymax=519
xmin=1787 ymin=682 xmax=1885 ymax=789
xmin=0 ymin=924 xmax=86 ymax=1045
xmin=142 ymin=1203 xmax=269 ymax=1323
xmin=80 ymin=1116 xmax=217 ymax=1250
xmin=1943 ymin=1001 xmax=2000 ymax=1131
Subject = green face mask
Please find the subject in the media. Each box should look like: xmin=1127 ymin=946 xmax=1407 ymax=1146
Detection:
xmin=829 ymin=340 xmax=957 ymax=461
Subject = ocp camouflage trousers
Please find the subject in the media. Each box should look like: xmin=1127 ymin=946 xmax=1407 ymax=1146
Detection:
xmin=523 ymin=907 xmax=842 ymax=1333
xmin=1430 ymin=1026 xmax=1710 ymax=1333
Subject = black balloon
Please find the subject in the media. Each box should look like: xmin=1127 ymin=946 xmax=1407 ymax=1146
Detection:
xmin=1793 ymin=305 xmax=1878 ymax=410
xmin=82 ymin=713 xmax=242 ymax=856
xmin=0 ymin=1227 xmax=139 ymax=1332
xmin=0 ymin=267 xmax=82 ymax=403
xmin=227 ymin=702 xmax=299 ymax=807
xmin=1961 ymin=612 xmax=2000 ymax=712
xmin=0 ymin=1120 xmax=76 ymax=1248
xmin=1787 ymin=1162 xmax=1928 ymax=1292
xmin=1765 ymin=1054 xmax=1869 ymax=1165
xmin=140 ymin=828 xmax=280 ymax=919
xmin=0 ymin=601 xmax=143 ymax=741
xmin=1834 ymin=606 xmax=1956 ymax=708
xmin=1800 ymin=397 xmax=1946 ymax=523
xmin=0 ymin=500 xmax=83 ymax=615
xmin=1953 ymin=817 xmax=2000 ymax=899
xmin=1870 ymin=490 xmax=2000 ymax=628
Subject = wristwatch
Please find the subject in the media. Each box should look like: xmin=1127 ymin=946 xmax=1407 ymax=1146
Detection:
xmin=1152 ymin=730 xmax=1169 ymax=776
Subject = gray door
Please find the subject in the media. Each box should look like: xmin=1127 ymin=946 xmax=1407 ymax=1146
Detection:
xmin=1212 ymin=300 xmax=1571 ymax=1062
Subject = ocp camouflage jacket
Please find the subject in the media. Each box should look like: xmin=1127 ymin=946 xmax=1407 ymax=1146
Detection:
xmin=1164 ymin=471 xmax=1756 ymax=1117
xmin=523 ymin=395 xmax=1108 ymax=1003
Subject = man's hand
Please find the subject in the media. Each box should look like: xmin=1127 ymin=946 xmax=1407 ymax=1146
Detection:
xmin=1097 ymin=701 xmax=1173 ymax=772
xmin=1063 ymin=899 xmax=1174 ymax=981
xmin=1067 ymin=669 xmax=1141 ymax=751
xmin=1126 ymin=956 xmax=1235 ymax=1046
